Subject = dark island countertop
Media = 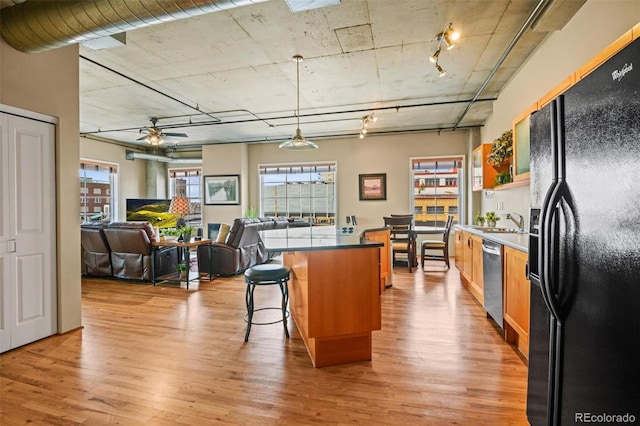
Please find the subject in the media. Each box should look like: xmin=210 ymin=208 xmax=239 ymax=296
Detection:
xmin=260 ymin=225 xmax=383 ymax=252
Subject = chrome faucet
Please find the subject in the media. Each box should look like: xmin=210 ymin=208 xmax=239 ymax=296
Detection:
xmin=506 ymin=213 xmax=525 ymax=231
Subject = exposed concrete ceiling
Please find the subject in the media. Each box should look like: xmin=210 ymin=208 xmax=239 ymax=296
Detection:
xmin=1 ymin=0 xmax=586 ymax=150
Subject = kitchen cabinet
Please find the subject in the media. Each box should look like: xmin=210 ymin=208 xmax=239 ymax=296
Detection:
xmin=511 ymin=104 xmax=537 ymax=183
xmin=454 ymin=229 xmax=463 ymax=271
xmin=469 ymin=235 xmax=484 ymax=304
xmin=503 ymin=245 xmax=530 ymax=358
xmin=455 ymin=230 xmax=483 ymax=305
xmin=472 ymin=144 xmax=499 ymax=191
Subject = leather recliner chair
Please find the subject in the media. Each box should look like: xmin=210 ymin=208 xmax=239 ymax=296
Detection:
xmin=81 ymin=223 xmax=112 ymax=277
xmin=197 ymin=217 xmax=289 ymax=276
xmin=103 ymin=221 xmax=177 ymax=281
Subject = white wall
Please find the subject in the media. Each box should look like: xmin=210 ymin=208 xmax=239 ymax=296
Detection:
xmin=479 ymin=0 xmax=640 ymax=225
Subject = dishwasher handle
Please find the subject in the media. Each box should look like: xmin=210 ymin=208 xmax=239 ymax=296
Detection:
xmin=481 ymin=240 xmax=502 ymax=256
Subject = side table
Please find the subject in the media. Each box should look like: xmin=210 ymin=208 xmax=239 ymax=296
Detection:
xmin=151 ymin=239 xmax=213 ymax=289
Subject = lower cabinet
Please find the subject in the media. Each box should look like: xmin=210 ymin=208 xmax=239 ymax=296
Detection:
xmin=454 ymin=230 xmax=463 ymax=271
xmin=455 ymin=228 xmax=530 ymax=359
xmin=503 ymin=245 xmax=531 ymax=358
xmin=455 ymin=230 xmax=483 ymax=305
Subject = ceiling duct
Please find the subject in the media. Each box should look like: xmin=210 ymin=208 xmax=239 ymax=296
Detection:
xmin=125 ymin=150 xmax=202 ymax=164
xmin=0 ymin=0 xmax=270 ymax=54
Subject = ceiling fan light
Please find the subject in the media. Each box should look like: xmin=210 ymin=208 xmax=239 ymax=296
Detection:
xmin=147 ymin=133 xmax=162 ymax=145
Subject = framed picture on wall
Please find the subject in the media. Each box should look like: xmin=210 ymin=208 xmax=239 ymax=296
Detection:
xmin=204 ymin=175 xmax=240 ymax=205
xmin=359 ymin=173 xmax=387 ymax=201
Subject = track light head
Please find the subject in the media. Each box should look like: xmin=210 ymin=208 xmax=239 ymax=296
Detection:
xmin=429 ymin=48 xmax=441 ymax=63
xmin=436 ymin=64 xmax=446 ymax=77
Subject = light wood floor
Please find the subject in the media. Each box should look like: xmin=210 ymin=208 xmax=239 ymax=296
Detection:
xmin=1 ymin=261 xmax=529 ymax=425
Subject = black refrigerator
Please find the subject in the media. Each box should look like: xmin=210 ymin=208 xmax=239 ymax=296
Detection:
xmin=526 ymin=37 xmax=640 ymax=425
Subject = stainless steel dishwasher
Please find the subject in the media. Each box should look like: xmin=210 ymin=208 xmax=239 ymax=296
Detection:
xmin=482 ymin=239 xmax=503 ymax=331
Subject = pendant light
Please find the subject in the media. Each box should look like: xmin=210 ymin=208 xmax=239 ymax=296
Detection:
xmin=279 ymin=55 xmax=318 ymax=151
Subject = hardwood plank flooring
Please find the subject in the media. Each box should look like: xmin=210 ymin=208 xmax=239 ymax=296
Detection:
xmin=1 ymin=261 xmax=529 ymax=425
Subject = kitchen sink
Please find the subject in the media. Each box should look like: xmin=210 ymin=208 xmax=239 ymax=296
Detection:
xmin=482 ymin=227 xmax=527 ymax=234
xmin=469 ymin=225 xmax=527 ymax=234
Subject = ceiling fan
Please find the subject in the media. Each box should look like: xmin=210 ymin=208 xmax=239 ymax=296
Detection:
xmin=137 ymin=118 xmax=188 ymax=145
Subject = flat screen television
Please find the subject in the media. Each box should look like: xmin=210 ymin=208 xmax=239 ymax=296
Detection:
xmin=125 ymin=198 xmax=178 ymax=228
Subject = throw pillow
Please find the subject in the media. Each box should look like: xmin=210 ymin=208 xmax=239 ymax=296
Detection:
xmin=216 ymin=223 xmax=231 ymax=243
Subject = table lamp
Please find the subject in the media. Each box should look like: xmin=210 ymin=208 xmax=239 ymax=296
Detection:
xmin=169 ymin=195 xmax=190 ymax=228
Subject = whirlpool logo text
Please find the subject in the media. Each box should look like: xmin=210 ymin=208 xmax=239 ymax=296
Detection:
xmin=611 ymin=62 xmax=633 ymax=81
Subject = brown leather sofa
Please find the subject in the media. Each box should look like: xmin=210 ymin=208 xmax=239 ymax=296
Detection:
xmin=197 ymin=217 xmax=289 ymax=276
xmin=81 ymin=221 xmax=177 ymax=281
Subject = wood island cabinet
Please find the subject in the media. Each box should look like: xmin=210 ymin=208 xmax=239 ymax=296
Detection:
xmin=503 ymin=246 xmax=530 ymax=358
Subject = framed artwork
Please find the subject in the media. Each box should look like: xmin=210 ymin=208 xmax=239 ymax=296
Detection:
xmin=359 ymin=173 xmax=387 ymax=201
xmin=204 ymin=175 xmax=240 ymax=205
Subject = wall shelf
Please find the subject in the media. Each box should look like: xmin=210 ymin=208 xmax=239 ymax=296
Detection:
xmin=493 ymin=179 xmax=529 ymax=191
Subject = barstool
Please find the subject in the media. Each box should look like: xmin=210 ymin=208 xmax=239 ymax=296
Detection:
xmin=243 ymin=263 xmax=290 ymax=342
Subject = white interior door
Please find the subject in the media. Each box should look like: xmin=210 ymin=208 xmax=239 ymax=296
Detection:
xmin=0 ymin=112 xmax=57 ymax=353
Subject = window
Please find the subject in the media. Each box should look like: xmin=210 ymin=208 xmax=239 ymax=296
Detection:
xmin=80 ymin=160 xmax=117 ymax=223
xmin=412 ymin=156 xmax=464 ymax=227
xmin=169 ymin=168 xmax=202 ymax=225
xmin=259 ymin=162 xmax=336 ymax=224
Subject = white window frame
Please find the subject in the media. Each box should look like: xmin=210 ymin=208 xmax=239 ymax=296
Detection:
xmin=80 ymin=159 xmax=118 ymax=223
xmin=410 ymin=155 xmax=464 ymax=228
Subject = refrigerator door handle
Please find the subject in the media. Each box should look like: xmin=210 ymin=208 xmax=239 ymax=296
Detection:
xmin=540 ymin=183 xmax=563 ymax=321
xmin=541 ymin=181 xmax=577 ymax=323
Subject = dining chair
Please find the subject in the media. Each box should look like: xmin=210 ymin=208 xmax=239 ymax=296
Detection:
xmin=383 ymin=215 xmax=416 ymax=272
xmin=420 ymin=215 xmax=454 ymax=269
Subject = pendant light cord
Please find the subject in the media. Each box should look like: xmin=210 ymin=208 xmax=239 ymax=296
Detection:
xmin=295 ymin=55 xmax=302 ymax=129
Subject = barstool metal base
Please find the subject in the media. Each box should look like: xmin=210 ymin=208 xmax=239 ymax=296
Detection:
xmin=244 ymin=264 xmax=290 ymax=342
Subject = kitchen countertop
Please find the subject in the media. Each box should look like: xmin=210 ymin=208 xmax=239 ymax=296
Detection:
xmin=260 ymin=225 xmax=383 ymax=252
xmin=454 ymin=225 xmax=529 ymax=253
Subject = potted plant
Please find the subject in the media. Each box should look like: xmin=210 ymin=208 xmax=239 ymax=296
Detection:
xmin=160 ymin=227 xmax=181 ymax=241
xmin=495 ymin=171 xmax=512 ymax=186
xmin=244 ymin=207 xmax=258 ymax=219
xmin=485 ymin=212 xmax=500 ymax=227
xmin=176 ymin=262 xmax=188 ymax=280
xmin=487 ymin=130 xmax=513 ymax=167
xmin=179 ymin=225 xmax=195 ymax=242
xmin=474 ymin=213 xmax=486 ymax=226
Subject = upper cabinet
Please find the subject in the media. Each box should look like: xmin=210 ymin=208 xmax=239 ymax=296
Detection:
xmin=511 ymin=104 xmax=537 ymax=183
xmin=472 ymin=144 xmax=499 ymax=191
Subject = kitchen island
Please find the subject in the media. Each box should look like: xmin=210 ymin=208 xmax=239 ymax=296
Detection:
xmin=261 ymin=226 xmax=384 ymax=367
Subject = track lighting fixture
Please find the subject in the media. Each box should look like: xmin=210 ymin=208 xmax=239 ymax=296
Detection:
xmin=429 ymin=48 xmax=441 ymax=63
xmin=430 ymin=22 xmax=460 ymax=77
xmin=359 ymin=113 xmax=378 ymax=138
